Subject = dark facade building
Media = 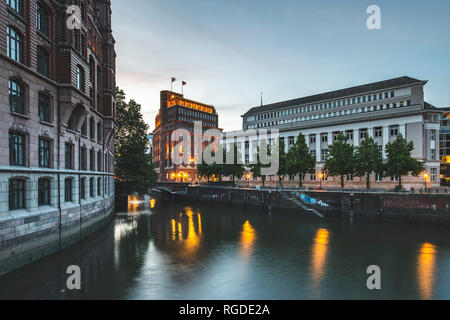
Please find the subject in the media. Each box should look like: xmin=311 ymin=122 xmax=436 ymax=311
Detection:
xmin=0 ymin=0 xmax=116 ymax=275
xmin=153 ymin=91 xmax=219 ymax=182
xmin=440 ymin=108 xmax=450 ymax=183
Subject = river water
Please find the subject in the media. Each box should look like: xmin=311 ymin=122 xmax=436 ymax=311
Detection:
xmin=1 ymin=198 xmax=450 ymax=300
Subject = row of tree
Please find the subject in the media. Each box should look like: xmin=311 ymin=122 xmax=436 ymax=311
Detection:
xmin=249 ymin=133 xmax=424 ymax=190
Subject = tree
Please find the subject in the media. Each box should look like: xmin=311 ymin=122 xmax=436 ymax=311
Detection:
xmin=275 ymin=138 xmax=288 ymax=186
xmin=384 ymin=134 xmax=424 ymax=190
xmin=249 ymin=144 xmax=270 ymax=187
xmin=324 ymin=133 xmax=355 ymax=188
xmin=286 ymin=133 xmax=316 ymax=187
xmin=115 ymin=87 xmax=157 ymax=194
xmin=354 ymin=137 xmax=383 ymax=189
xmin=224 ymin=144 xmax=246 ymax=182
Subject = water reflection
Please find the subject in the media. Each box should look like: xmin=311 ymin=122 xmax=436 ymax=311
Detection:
xmin=311 ymin=228 xmax=330 ymax=288
xmin=240 ymin=220 xmax=257 ymax=258
xmin=417 ymin=242 xmax=437 ymax=300
xmin=168 ymin=208 xmax=203 ymax=258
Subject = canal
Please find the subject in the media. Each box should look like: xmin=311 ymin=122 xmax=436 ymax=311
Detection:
xmin=1 ymin=197 xmax=450 ymax=300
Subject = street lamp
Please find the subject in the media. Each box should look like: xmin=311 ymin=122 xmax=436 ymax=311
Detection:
xmin=424 ymin=172 xmax=429 ymax=192
xmin=319 ymin=173 xmax=324 ymax=190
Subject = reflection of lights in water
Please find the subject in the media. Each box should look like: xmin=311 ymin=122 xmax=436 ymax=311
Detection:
xmin=127 ymin=195 xmax=145 ymax=213
xmin=170 ymin=208 xmax=203 ymax=257
xmin=311 ymin=228 xmax=329 ymax=286
xmin=150 ymin=199 xmax=156 ymax=209
xmin=114 ymin=219 xmax=138 ymax=242
xmin=418 ymin=242 xmax=437 ymax=300
xmin=240 ymin=220 xmax=256 ymax=257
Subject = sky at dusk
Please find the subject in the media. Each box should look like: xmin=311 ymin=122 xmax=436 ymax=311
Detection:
xmin=111 ymin=0 xmax=450 ymax=132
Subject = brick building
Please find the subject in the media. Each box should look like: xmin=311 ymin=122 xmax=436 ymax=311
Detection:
xmin=153 ymin=91 xmax=219 ymax=182
xmin=0 ymin=0 xmax=116 ymax=259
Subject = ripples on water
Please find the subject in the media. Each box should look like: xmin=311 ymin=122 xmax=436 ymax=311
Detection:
xmin=1 ymin=197 xmax=450 ymax=300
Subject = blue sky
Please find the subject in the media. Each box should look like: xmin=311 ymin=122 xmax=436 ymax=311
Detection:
xmin=111 ymin=0 xmax=450 ymax=131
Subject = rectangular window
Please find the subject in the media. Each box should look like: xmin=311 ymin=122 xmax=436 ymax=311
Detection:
xmin=90 ymin=178 xmax=94 ymax=198
xmin=7 ymin=0 xmax=22 ymax=14
xmin=9 ymin=179 xmax=25 ymax=210
xmin=65 ymin=179 xmax=73 ymax=202
xmin=9 ymin=79 xmax=24 ymax=114
xmin=430 ymin=168 xmax=437 ymax=182
xmin=431 ymin=149 xmax=436 ymax=161
xmin=39 ymin=138 xmax=51 ymax=168
xmin=321 ymin=149 xmax=328 ymax=161
xmin=80 ymin=147 xmax=87 ymax=171
xmin=90 ymin=149 xmax=95 ymax=171
xmin=360 ymin=129 xmax=368 ymax=140
xmin=431 ymin=130 xmax=436 ymax=141
xmin=374 ymin=127 xmax=383 ymax=138
xmin=97 ymin=178 xmax=101 ymax=196
xmin=38 ymin=179 xmax=51 ymax=206
xmin=376 ymin=173 xmax=383 ymax=182
xmin=310 ymin=135 xmax=316 ymax=144
xmin=38 ymin=93 xmax=51 ymax=122
xmin=80 ymin=179 xmax=86 ymax=200
xmin=346 ymin=131 xmax=354 ymax=140
xmin=9 ymin=132 xmax=25 ymax=166
xmin=321 ymin=133 xmax=328 ymax=143
xmin=390 ymin=126 xmax=399 ymax=137
xmin=37 ymin=47 xmax=49 ymax=77
xmin=65 ymin=143 xmax=73 ymax=169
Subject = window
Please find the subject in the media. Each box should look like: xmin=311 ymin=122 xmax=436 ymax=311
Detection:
xmin=430 ymin=168 xmax=437 ymax=182
xmin=38 ymin=179 xmax=50 ymax=206
xmin=9 ymin=132 xmax=25 ymax=166
xmin=81 ymin=120 xmax=87 ymax=136
xmin=346 ymin=130 xmax=354 ymax=141
xmin=376 ymin=173 xmax=383 ymax=182
xmin=97 ymin=150 xmax=102 ymax=171
xmin=97 ymin=178 xmax=102 ymax=196
xmin=9 ymin=79 xmax=25 ymax=114
xmin=360 ymin=129 xmax=368 ymax=140
xmin=104 ymin=177 xmax=108 ymax=195
xmin=374 ymin=127 xmax=383 ymax=138
xmin=390 ymin=126 xmax=399 ymax=137
xmin=65 ymin=179 xmax=73 ymax=202
xmin=90 ymin=178 xmax=94 ymax=198
xmin=39 ymin=138 xmax=51 ymax=168
xmin=321 ymin=133 xmax=328 ymax=143
xmin=90 ymin=118 xmax=95 ymax=139
xmin=80 ymin=147 xmax=87 ymax=171
xmin=431 ymin=130 xmax=436 ymax=141
xmin=9 ymin=179 xmax=25 ymax=210
xmin=321 ymin=149 xmax=328 ymax=161
xmin=90 ymin=149 xmax=95 ymax=171
xmin=36 ymin=4 xmax=49 ymax=36
xmin=348 ymin=174 xmax=354 ymax=181
xmin=97 ymin=122 xmax=102 ymax=142
xmin=431 ymin=149 xmax=436 ymax=161
xmin=38 ymin=93 xmax=51 ymax=122
xmin=80 ymin=178 xmax=86 ymax=200
xmin=37 ymin=47 xmax=49 ymax=77
xmin=7 ymin=27 xmax=22 ymax=62
xmin=310 ymin=135 xmax=316 ymax=144
xmin=76 ymin=66 xmax=85 ymax=92
xmin=65 ymin=143 xmax=73 ymax=169
xmin=7 ymin=0 xmax=22 ymax=15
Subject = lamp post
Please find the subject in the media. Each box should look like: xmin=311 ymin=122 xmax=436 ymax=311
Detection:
xmin=424 ymin=173 xmax=429 ymax=193
xmin=319 ymin=173 xmax=323 ymax=190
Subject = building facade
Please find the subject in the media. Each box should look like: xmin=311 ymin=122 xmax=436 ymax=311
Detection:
xmin=0 ymin=0 xmax=116 ymax=267
xmin=229 ymin=76 xmax=442 ymax=190
xmin=440 ymin=108 xmax=450 ymax=183
xmin=153 ymin=91 xmax=219 ymax=182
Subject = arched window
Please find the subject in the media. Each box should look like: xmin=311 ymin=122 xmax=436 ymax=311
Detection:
xmin=7 ymin=0 xmax=22 ymax=15
xmin=37 ymin=46 xmax=49 ymax=77
xmin=9 ymin=79 xmax=25 ymax=114
xmin=36 ymin=3 xmax=49 ymax=36
xmin=76 ymin=65 xmax=85 ymax=92
xmin=7 ymin=27 xmax=23 ymax=62
xmin=97 ymin=177 xmax=102 ymax=196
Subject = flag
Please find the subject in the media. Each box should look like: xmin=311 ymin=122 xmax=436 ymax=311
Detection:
xmin=182 ymin=81 xmax=187 ymax=86
xmin=171 ymin=77 xmax=176 ymax=83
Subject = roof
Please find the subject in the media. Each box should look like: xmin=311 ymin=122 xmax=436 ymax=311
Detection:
xmin=424 ymin=102 xmax=440 ymax=110
xmin=242 ymin=76 xmax=427 ymax=117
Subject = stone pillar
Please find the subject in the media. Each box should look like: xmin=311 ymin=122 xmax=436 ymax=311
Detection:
xmin=316 ymin=139 xmax=321 ymax=162
xmin=28 ymin=177 xmax=38 ymax=211
xmin=399 ymin=124 xmax=406 ymax=138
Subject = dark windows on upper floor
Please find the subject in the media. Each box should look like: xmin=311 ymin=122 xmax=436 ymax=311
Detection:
xmin=37 ymin=46 xmax=50 ymax=78
xmin=36 ymin=3 xmax=49 ymax=36
xmin=7 ymin=27 xmax=23 ymax=63
xmin=65 ymin=143 xmax=73 ymax=169
xmin=9 ymin=79 xmax=25 ymax=114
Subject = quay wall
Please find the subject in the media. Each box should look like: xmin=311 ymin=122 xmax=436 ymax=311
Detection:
xmin=183 ymin=186 xmax=450 ymax=224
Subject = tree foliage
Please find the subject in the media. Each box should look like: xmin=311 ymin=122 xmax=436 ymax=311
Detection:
xmin=115 ymin=87 xmax=157 ymax=194
xmin=286 ymin=134 xmax=316 ymax=187
xmin=324 ymin=133 xmax=355 ymax=188
xmin=384 ymin=134 xmax=424 ymax=189
xmin=354 ymin=137 xmax=383 ymax=189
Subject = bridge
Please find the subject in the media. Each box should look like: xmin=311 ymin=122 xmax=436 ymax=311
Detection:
xmin=151 ymin=182 xmax=189 ymax=199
